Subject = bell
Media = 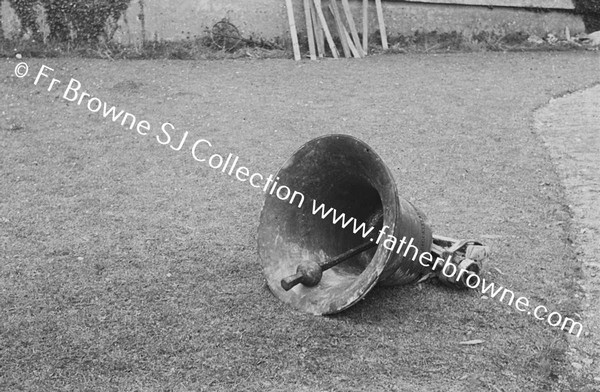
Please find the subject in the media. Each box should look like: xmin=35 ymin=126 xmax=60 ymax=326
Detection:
xmin=257 ymin=134 xmax=486 ymax=315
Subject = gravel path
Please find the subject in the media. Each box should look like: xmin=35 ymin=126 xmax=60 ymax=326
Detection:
xmin=536 ymin=84 xmax=600 ymax=389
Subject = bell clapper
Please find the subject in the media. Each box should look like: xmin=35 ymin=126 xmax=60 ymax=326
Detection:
xmin=281 ymin=240 xmax=377 ymax=291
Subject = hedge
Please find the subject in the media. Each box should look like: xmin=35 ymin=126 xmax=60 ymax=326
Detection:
xmin=574 ymin=0 xmax=600 ymax=32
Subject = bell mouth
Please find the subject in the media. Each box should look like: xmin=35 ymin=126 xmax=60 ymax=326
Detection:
xmin=257 ymin=134 xmax=400 ymax=315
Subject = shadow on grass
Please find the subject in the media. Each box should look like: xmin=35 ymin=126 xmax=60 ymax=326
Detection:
xmin=325 ymin=281 xmax=462 ymax=325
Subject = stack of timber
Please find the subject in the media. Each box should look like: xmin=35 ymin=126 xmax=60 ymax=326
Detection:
xmin=284 ymin=0 xmax=389 ymax=60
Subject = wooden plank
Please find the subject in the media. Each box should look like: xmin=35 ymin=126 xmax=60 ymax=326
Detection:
xmin=303 ymin=0 xmax=317 ymax=60
xmin=342 ymin=0 xmax=364 ymax=57
xmin=285 ymin=0 xmax=302 ymax=60
xmin=341 ymin=0 xmax=364 ymax=57
xmin=329 ymin=0 xmax=351 ymax=58
xmin=313 ymin=0 xmax=339 ymax=58
xmin=310 ymin=0 xmax=325 ymax=57
xmin=374 ymin=0 xmax=388 ymax=50
xmin=342 ymin=24 xmax=361 ymax=58
xmin=399 ymin=0 xmax=574 ymax=10
xmin=362 ymin=0 xmax=369 ymax=54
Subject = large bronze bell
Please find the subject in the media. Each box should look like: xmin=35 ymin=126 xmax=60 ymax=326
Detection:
xmin=257 ymin=134 xmax=487 ymax=315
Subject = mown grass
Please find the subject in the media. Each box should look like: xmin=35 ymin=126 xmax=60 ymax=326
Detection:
xmin=1 ymin=52 xmax=599 ymax=391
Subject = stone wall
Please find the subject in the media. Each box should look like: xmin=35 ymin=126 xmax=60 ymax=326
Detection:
xmin=0 ymin=0 xmax=585 ymax=44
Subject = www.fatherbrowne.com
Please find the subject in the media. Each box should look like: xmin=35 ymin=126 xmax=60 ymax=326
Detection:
xmin=306 ymin=199 xmax=583 ymax=338
xmin=22 ymin=62 xmax=583 ymax=338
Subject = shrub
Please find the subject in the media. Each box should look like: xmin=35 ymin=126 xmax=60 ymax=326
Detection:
xmin=9 ymin=0 xmax=42 ymax=40
xmin=573 ymin=0 xmax=600 ymax=32
xmin=7 ymin=0 xmax=131 ymax=44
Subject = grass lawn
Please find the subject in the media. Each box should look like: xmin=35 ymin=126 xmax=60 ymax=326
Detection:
xmin=1 ymin=51 xmax=599 ymax=391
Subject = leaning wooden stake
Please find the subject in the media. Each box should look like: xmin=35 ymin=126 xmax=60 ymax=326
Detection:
xmin=285 ymin=0 xmax=302 ymax=60
xmin=310 ymin=1 xmax=325 ymax=57
xmin=329 ymin=0 xmax=351 ymax=58
xmin=341 ymin=0 xmax=364 ymax=57
xmin=313 ymin=0 xmax=339 ymax=58
xmin=374 ymin=0 xmax=388 ymax=49
xmin=342 ymin=24 xmax=361 ymax=58
xmin=362 ymin=0 xmax=369 ymax=53
xmin=303 ymin=0 xmax=317 ymax=60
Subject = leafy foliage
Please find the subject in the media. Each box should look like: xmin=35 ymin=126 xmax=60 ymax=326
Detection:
xmin=8 ymin=0 xmax=41 ymax=40
xmin=6 ymin=0 xmax=131 ymax=43
xmin=573 ymin=0 xmax=600 ymax=32
xmin=574 ymin=0 xmax=600 ymax=14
